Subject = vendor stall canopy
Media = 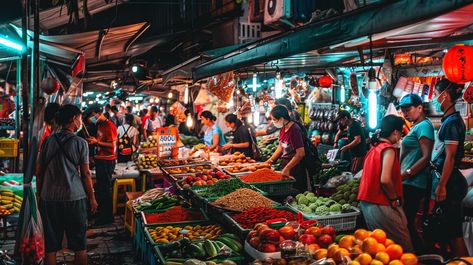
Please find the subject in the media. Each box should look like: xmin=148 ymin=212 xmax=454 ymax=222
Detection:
xmin=193 ymin=0 xmax=473 ymax=81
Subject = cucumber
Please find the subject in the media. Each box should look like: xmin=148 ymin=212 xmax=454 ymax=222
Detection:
xmin=203 ymin=240 xmax=217 ymax=257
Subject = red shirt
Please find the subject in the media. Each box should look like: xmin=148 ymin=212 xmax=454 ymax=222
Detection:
xmin=357 ymin=141 xmax=403 ymax=206
xmin=95 ymin=119 xmax=118 ymax=160
xmin=39 ymin=126 xmax=52 ymax=151
xmin=141 ymin=115 xmax=150 ymax=130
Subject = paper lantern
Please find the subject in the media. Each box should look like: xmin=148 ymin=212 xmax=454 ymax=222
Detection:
xmin=318 ymin=75 xmax=333 ymax=88
xmin=464 ymin=84 xmax=473 ymax=104
xmin=442 ymin=45 xmax=473 ymax=84
xmin=41 ymin=77 xmax=60 ymax=95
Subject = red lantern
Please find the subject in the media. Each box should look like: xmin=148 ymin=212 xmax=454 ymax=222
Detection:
xmin=318 ymin=75 xmax=333 ymax=88
xmin=41 ymin=77 xmax=60 ymax=95
xmin=442 ymin=44 xmax=473 ymax=84
xmin=464 ymin=84 xmax=473 ymax=104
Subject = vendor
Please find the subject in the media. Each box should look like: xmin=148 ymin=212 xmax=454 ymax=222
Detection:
xmin=222 ymin=114 xmax=253 ymax=157
xmin=357 ymin=115 xmax=414 ymax=252
xmin=335 ymin=110 xmax=366 ymax=173
xmin=429 ymin=79 xmax=468 ymax=257
xmin=200 ymin=111 xmax=226 ymax=152
xmin=255 ymin=98 xmax=301 ymax=137
xmin=266 ymin=105 xmax=309 ymax=192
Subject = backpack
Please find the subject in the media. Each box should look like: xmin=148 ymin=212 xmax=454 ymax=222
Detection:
xmin=118 ymin=125 xmax=133 ymax=156
xmin=297 ymin=122 xmax=322 ymax=177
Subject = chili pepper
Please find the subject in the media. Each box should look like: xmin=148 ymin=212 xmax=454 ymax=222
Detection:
xmin=231 ymin=207 xmax=297 ymax=229
xmin=300 ymin=220 xmax=318 ymax=229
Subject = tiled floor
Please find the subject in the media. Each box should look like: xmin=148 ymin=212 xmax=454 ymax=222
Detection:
xmin=0 ymin=215 xmax=140 ymax=265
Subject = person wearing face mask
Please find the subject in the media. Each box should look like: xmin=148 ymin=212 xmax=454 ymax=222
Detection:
xmin=222 ymin=114 xmax=253 ymax=157
xmin=398 ymin=94 xmax=434 ymax=253
xmin=200 ymin=111 xmax=226 ymax=152
xmin=36 ymin=104 xmax=97 ymax=265
xmin=336 ymin=110 xmax=367 ymax=173
xmin=255 ymin=98 xmax=301 ymax=137
xmin=85 ymin=104 xmax=118 ymax=226
xmin=358 ymin=115 xmax=414 ymax=253
xmin=428 ymin=79 xmax=468 ymax=257
xmin=266 ymin=105 xmax=309 ymax=192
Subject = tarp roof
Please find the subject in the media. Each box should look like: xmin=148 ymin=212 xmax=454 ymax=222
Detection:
xmin=12 ymin=0 xmax=129 ymax=31
xmin=193 ymin=0 xmax=473 ymax=80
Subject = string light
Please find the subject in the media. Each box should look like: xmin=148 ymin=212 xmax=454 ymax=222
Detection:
xmin=168 ymin=91 xmax=173 ymax=98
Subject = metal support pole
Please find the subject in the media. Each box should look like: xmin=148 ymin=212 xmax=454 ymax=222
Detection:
xmin=21 ymin=0 xmax=30 ymax=171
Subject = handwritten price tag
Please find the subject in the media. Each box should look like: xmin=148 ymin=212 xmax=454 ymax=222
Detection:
xmin=327 ymin=149 xmax=339 ymax=162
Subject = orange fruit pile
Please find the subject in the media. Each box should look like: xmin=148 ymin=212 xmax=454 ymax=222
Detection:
xmin=308 ymin=229 xmax=418 ymax=265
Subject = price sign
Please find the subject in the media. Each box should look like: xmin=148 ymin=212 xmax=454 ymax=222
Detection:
xmin=156 ymin=127 xmax=179 ymax=158
xmin=327 ymin=149 xmax=339 ymax=162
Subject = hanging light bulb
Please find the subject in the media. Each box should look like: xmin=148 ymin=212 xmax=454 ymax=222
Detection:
xmin=184 ymin=85 xmax=189 ymax=104
xmin=149 ymin=98 xmax=155 ymax=104
xmin=252 ymin=73 xmax=258 ymax=92
xmin=186 ymin=113 xmax=194 ymax=128
xmin=168 ymin=91 xmax=173 ymax=99
xmin=155 ymin=97 xmax=160 ymax=104
xmin=247 ymin=113 xmax=253 ymax=124
xmin=368 ymin=67 xmax=378 ymax=90
xmin=368 ymin=89 xmax=378 ymax=129
xmin=227 ymin=99 xmax=234 ymax=108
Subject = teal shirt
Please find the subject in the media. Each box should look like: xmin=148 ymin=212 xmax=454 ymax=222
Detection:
xmin=203 ymin=125 xmax=226 ymax=147
xmin=400 ymin=119 xmax=435 ymax=189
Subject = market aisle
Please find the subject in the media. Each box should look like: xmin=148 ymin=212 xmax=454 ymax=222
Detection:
xmin=0 ymin=216 xmax=139 ymax=265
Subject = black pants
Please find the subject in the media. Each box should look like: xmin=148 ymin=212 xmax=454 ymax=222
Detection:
xmin=402 ymin=184 xmax=426 ymax=253
xmin=284 ymin=159 xmax=309 ymax=192
xmin=95 ymin=159 xmax=116 ymax=222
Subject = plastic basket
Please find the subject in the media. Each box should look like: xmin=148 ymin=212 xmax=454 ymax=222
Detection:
xmin=242 ymin=178 xmax=296 ymax=195
xmin=152 ymin=242 xmax=245 ymax=265
xmin=287 ymin=204 xmax=360 ymax=232
xmin=221 ymin=206 xmax=299 ymax=239
xmin=0 ymin=139 xmax=18 ymax=157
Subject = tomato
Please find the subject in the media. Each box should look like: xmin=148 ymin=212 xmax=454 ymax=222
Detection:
xmin=278 ymin=225 xmax=296 ymax=239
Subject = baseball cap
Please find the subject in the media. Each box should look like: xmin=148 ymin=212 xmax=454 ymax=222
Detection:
xmin=335 ymin=110 xmax=351 ymax=122
xmin=399 ymin=94 xmax=423 ymax=108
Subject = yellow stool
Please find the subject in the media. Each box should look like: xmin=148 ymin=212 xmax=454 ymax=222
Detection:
xmin=112 ymin=178 xmax=136 ymax=215
xmin=124 ymin=201 xmax=134 ymax=237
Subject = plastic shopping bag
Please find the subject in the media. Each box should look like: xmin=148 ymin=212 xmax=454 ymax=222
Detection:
xmin=464 ymin=216 xmax=473 ymax=256
xmin=15 ymin=186 xmax=44 ymax=265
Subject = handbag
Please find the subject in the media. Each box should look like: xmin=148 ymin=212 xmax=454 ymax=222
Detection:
xmin=248 ymin=128 xmax=261 ymax=161
xmin=422 ymin=162 xmax=447 ymax=242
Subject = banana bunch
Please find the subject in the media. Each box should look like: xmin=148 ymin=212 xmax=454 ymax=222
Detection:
xmin=0 ymin=190 xmax=22 ymax=214
xmin=190 ymin=144 xmax=206 ymax=154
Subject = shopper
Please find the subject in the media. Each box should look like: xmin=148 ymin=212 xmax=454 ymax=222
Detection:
xmin=36 ymin=104 xmax=97 ymax=265
xmin=126 ymin=106 xmax=142 ymax=129
xmin=104 ymin=104 xmax=112 ymax=120
xmin=86 ymin=104 xmax=118 ymax=226
xmin=200 ymin=110 xmax=226 ymax=152
xmin=117 ymin=114 xmax=139 ymax=163
xmin=255 ymin=98 xmax=301 ymax=136
xmin=429 ymin=79 xmax=468 ymax=256
xmin=39 ymin=102 xmax=61 ymax=150
xmin=336 ymin=110 xmax=367 ymax=173
xmin=358 ymin=115 xmax=413 ymax=252
xmin=143 ymin=106 xmax=163 ymax=139
xmin=266 ymin=105 xmax=309 ymax=192
xmin=110 ymin=105 xmax=124 ymax=127
xmin=399 ymin=94 xmax=434 ymax=253
xmin=164 ymin=114 xmax=176 ymax=127
xmin=222 ymin=114 xmax=253 ymax=157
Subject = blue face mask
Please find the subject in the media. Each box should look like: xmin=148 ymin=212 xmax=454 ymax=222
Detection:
xmin=432 ymin=91 xmax=445 ymax=113
xmin=90 ymin=116 xmax=98 ymax=124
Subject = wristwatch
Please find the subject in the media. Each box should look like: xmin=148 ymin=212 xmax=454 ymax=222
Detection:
xmin=406 ymin=168 xmax=412 ymax=177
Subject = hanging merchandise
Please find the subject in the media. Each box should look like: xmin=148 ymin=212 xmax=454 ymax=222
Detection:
xmin=442 ymin=44 xmax=473 ymax=84
xmin=169 ymin=101 xmax=187 ymax=122
xmin=464 ymin=84 xmax=473 ymax=104
xmin=318 ymin=75 xmax=333 ymax=88
xmin=194 ymin=87 xmax=213 ymax=105
xmin=207 ymin=71 xmax=236 ymax=103
xmin=349 ymin=72 xmax=359 ymax=96
xmin=62 ymin=77 xmax=83 ymax=106
xmin=40 ymin=76 xmax=60 ymax=95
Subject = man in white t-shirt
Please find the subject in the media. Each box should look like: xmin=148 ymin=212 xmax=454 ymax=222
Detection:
xmin=143 ymin=106 xmax=163 ymax=138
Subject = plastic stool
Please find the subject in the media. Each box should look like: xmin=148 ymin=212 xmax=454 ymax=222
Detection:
xmin=124 ymin=201 xmax=134 ymax=237
xmin=112 ymin=178 xmax=136 ymax=215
